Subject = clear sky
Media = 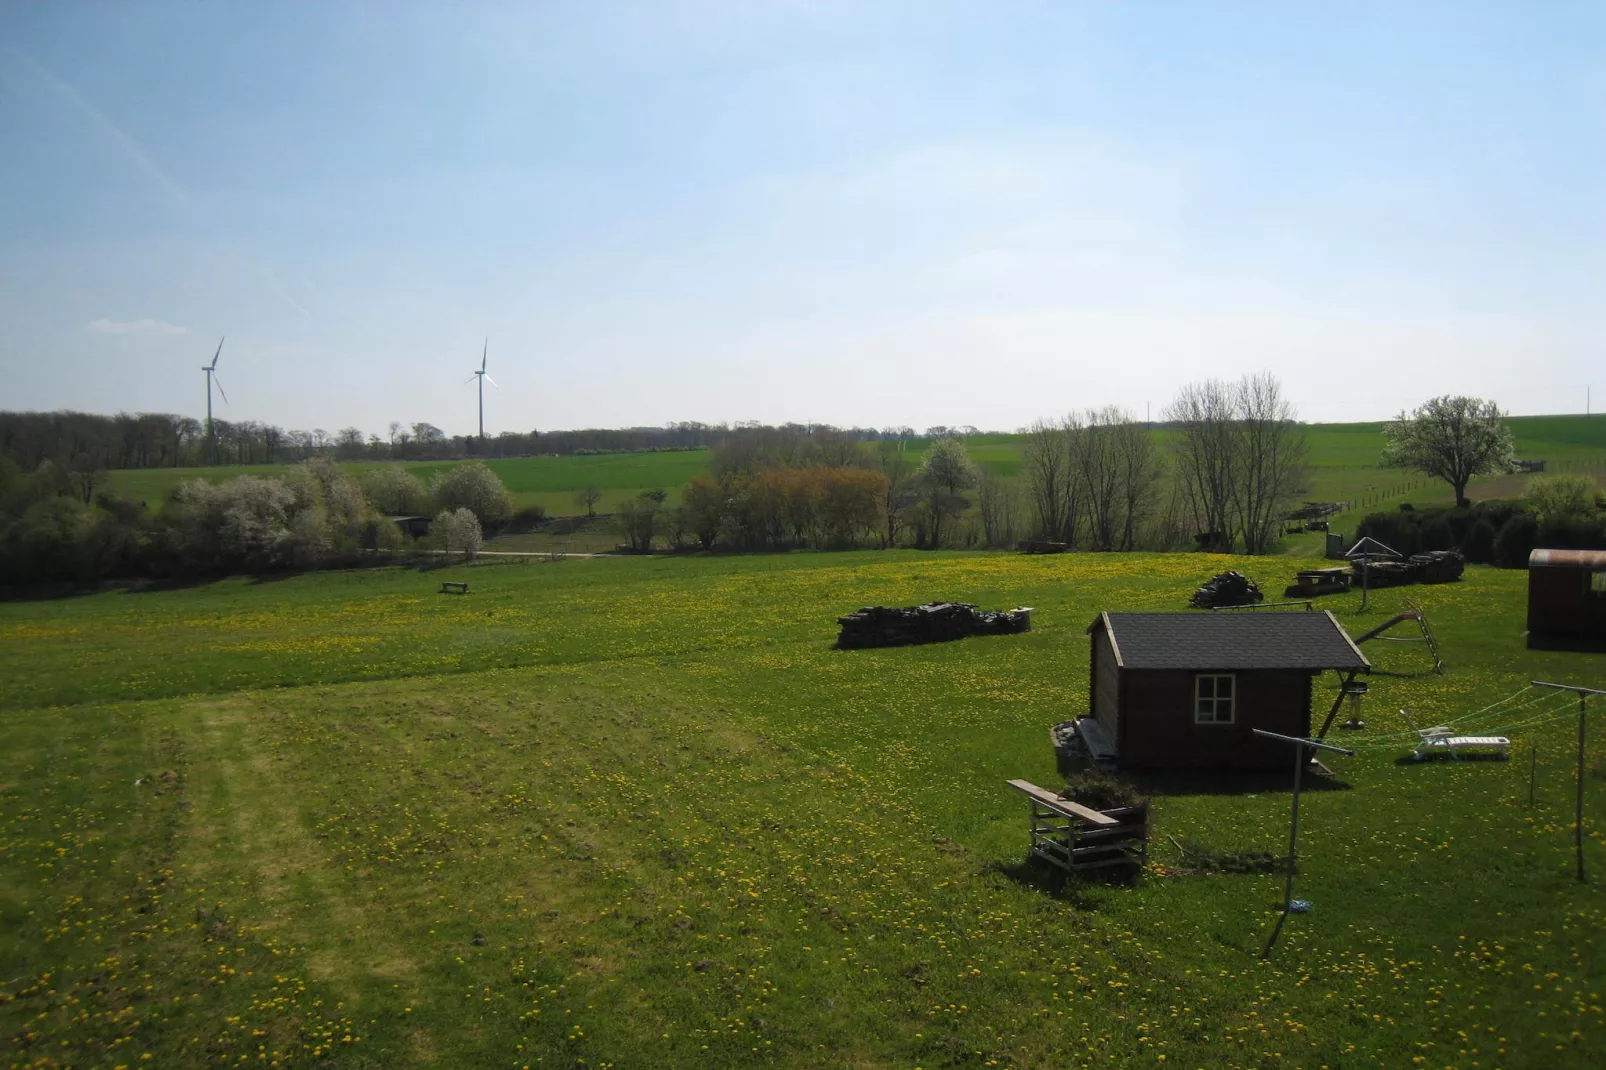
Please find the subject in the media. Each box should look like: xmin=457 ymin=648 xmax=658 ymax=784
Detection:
xmin=2 ymin=1 xmax=1602 ymax=436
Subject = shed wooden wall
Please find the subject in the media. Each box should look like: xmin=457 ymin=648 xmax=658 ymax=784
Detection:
xmin=1091 ymin=626 xmax=1121 ymax=746
xmin=1117 ymin=668 xmax=1312 ymax=769
xmin=1528 ymin=566 xmax=1606 ymax=639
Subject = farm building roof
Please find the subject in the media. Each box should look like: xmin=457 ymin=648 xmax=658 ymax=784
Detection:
xmin=1089 ymin=611 xmax=1370 ymax=671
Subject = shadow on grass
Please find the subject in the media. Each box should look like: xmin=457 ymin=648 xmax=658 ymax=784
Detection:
xmin=1526 ymin=633 xmax=1606 ymax=654
xmin=1 ymin=575 xmax=221 ymax=602
xmin=987 ymin=855 xmax=1124 ymax=907
xmin=1127 ymin=767 xmax=1353 ymax=797
xmin=1365 ymin=667 xmax=1443 ymax=679
xmin=1392 ymin=751 xmax=1512 ymax=766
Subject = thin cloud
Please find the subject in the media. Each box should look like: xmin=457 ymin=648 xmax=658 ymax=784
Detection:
xmin=87 ymin=318 xmax=188 ymax=336
xmin=0 ymin=45 xmax=189 ymax=209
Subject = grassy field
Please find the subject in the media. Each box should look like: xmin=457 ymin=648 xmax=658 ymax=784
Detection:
xmin=102 ymin=416 xmax=1606 ymax=532
xmin=4 ymin=550 xmax=1605 ymax=1068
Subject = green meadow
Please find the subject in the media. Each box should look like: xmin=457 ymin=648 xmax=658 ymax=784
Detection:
xmin=3 ymin=550 xmax=1605 ymax=1068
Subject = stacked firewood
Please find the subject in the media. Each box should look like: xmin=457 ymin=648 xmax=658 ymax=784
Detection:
xmin=836 ymin=602 xmax=1033 ymax=649
xmin=1188 ymin=571 xmax=1265 ymax=609
xmin=1408 ymin=550 xmax=1465 ymax=584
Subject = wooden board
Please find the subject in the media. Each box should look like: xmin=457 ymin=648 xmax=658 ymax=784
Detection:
xmin=1006 ymin=779 xmax=1119 ymax=826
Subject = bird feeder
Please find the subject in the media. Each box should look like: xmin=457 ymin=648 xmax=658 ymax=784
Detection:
xmin=1339 ymin=680 xmax=1369 ymax=730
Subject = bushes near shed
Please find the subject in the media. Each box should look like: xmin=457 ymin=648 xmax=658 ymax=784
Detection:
xmin=1356 ymin=501 xmax=1541 ymax=565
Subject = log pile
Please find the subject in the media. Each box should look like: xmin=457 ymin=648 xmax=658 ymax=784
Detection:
xmin=1188 ymin=571 xmax=1265 ymax=609
xmin=836 ymin=602 xmax=1033 ymax=649
xmin=1409 ymin=550 xmax=1466 ymax=584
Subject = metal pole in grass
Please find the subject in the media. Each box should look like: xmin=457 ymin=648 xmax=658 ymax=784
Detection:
xmin=1531 ymin=681 xmax=1606 ymax=882
xmin=1253 ymin=729 xmax=1356 ymax=956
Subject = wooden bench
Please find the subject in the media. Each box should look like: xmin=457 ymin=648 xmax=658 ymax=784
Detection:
xmin=1007 ymin=779 xmax=1118 ymax=825
xmin=440 ymin=581 xmax=470 ymax=594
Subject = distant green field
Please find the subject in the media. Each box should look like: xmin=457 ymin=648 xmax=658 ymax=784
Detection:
xmin=103 ymin=415 xmax=1606 ymax=524
xmin=4 ymin=551 xmax=1605 ymax=1066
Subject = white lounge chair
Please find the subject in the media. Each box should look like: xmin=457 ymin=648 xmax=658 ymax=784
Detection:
xmin=1400 ymin=709 xmax=1510 ymax=761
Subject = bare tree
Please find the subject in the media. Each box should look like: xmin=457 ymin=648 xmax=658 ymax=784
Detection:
xmin=1165 ymin=380 xmax=1238 ymax=552
xmin=1059 ymin=412 xmax=1089 ymax=548
xmin=1114 ymin=417 xmax=1163 ymax=551
xmin=876 ymin=440 xmax=918 ymax=547
xmin=1079 ymin=408 xmax=1125 ymax=551
xmin=1075 ymin=408 xmax=1158 ymax=551
xmin=975 ymin=467 xmax=1019 ymax=548
xmin=1021 ymin=419 xmax=1066 ymax=541
xmin=575 ymin=484 xmax=602 ymax=517
xmin=1233 ymin=373 xmax=1307 ymax=554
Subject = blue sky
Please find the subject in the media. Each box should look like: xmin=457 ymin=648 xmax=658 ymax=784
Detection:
xmin=2 ymin=1 xmax=1602 ymax=436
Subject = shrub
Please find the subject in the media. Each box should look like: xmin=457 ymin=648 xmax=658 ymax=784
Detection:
xmin=1463 ymin=518 xmax=1497 ymax=563
xmin=4 ymin=496 xmax=93 ymax=581
xmin=1527 ymin=473 xmax=1599 ymax=525
xmin=1493 ymin=512 xmax=1538 ymax=568
xmin=433 ymin=507 xmax=483 ymax=560
xmin=615 ymin=492 xmax=662 ymax=553
xmin=433 ymin=462 xmax=511 ymax=527
xmin=1356 ymin=511 xmax=1418 ymax=556
xmin=1537 ymin=515 xmax=1606 ymax=551
xmin=1060 ymin=770 xmax=1143 ymax=811
xmin=1418 ymin=514 xmax=1454 ymax=551
xmin=360 ymin=465 xmax=431 ymax=516
xmin=503 ymin=504 xmax=549 ymax=534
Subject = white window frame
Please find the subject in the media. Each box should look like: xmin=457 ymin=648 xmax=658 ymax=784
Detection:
xmin=1194 ymin=673 xmax=1236 ymax=724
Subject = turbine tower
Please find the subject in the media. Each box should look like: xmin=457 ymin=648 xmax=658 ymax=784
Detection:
xmin=202 ymin=337 xmax=228 ymax=464
xmin=467 ymin=338 xmax=499 ymax=441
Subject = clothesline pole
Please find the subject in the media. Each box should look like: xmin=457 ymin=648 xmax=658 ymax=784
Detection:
xmin=1531 ymin=681 xmax=1606 ymax=883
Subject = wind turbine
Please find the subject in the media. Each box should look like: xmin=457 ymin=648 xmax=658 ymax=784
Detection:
xmin=203 ymin=337 xmax=228 ymax=464
xmin=466 ymin=338 xmax=499 ymax=441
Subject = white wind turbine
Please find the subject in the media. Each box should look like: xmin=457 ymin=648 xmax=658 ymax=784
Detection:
xmin=466 ymin=338 xmax=499 ymax=441
xmin=203 ymin=337 xmax=228 ymax=464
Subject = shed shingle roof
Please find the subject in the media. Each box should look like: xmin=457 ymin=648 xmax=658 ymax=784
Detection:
xmin=1090 ymin=611 xmax=1370 ymax=671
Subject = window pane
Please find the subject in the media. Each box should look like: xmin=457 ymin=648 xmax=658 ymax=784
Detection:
xmin=1198 ymin=677 xmax=1215 ymax=699
xmin=1219 ymin=676 xmax=1234 ymax=698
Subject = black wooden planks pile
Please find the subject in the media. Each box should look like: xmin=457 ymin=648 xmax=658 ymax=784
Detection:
xmin=836 ymin=602 xmax=1033 ymax=649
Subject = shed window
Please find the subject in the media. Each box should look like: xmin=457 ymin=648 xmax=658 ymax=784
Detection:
xmin=1592 ymin=570 xmax=1606 ymax=595
xmin=1195 ymin=674 xmax=1236 ymax=724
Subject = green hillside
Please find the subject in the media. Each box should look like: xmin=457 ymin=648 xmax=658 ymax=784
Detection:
xmin=100 ymin=414 xmax=1606 ymax=521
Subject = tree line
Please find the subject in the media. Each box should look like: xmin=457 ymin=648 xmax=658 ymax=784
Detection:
xmin=617 ymin=374 xmax=1309 ymax=555
xmin=0 ymin=410 xmax=941 ymax=476
xmin=0 ymin=455 xmax=520 ymax=585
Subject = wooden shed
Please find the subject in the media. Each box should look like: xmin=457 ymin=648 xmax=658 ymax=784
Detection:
xmin=1527 ymin=549 xmax=1606 ymax=648
xmin=1085 ymin=611 xmax=1370 ymax=770
xmin=390 ymin=515 xmax=432 ymax=539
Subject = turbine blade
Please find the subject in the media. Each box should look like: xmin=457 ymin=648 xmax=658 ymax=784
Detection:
xmin=464 ymin=374 xmax=479 ymax=385
xmin=209 ymin=336 xmax=225 ymax=370
xmin=213 ymin=378 xmax=229 ymax=405
xmin=481 ymin=338 xmax=487 ymax=372
xmin=483 ymin=373 xmax=501 ymax=390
